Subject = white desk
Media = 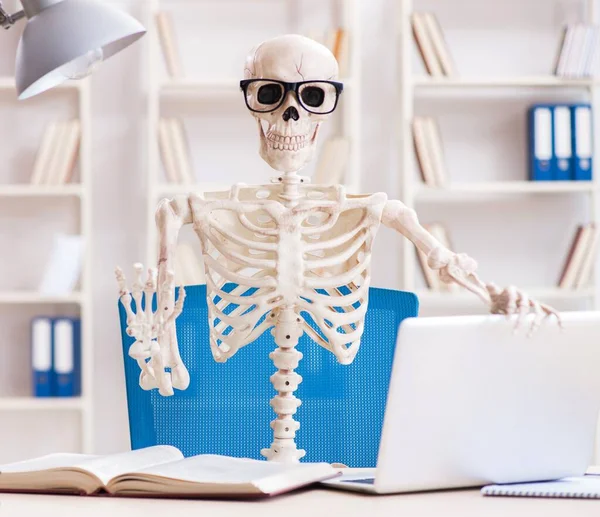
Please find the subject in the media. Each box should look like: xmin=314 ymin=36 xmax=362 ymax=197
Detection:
xmin=0 ymin=489 xmax=597 ymax=517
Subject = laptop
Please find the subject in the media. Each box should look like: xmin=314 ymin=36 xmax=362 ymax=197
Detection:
xmin=323 ymin=311 xmax=600 ymax=494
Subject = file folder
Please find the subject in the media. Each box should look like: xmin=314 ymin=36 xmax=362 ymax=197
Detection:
xmin=52 ymin=318 xmax=81 ymax=397
xmin=572 ymin=104 xmax=593 ymax=181
xmin=529 ymin=105 xmax=554 ymax=181
xmin=31 ymin=318 xmax=53 ymax=397
xmin=553 ymin=105 xmax=573 ymax=180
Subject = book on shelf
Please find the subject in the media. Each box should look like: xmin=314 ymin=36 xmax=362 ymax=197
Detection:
xmin=412 ymin=12 xmax=456 ymax=77
xmin=30 ymin=120 xmax=80 ymax=185
xmin=158 ymin=117 xmax=195 ymax=184
xmin=328 ymin=28 xmax=350 ymax=77
xmin=0 ymin=445 xmax=339 ymax=498
xmin=412 ymin=117 xmax=447 ymax=187
xmin=558 ymin=223 xmax=597 ymax=289
xmin=307 ymin=28 xmax=350 ymax=77
xmin=156 ymin=10 xmax=183 ymax=78
xmin=422 ymin=12 xmax=456 ymax=76
xmin=312 ymin=136 xmax=350 ymax=185
xmin=158 ymin=118 xmax=180 ymax=183
xmin=417 ymin=223 xmax=458 ymax=292
xmin=175 ymin=242 xmax=205 ymax=286
xmin=528 ymin=103 xmax=593 ymax=181
xmin=554 ymin=24 xmax=600 ymax=78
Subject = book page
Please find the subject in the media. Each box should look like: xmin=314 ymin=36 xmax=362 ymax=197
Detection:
xmin=74 ymin=446 xmax=184 ymax=485
xmin=0 ymin=453 xmax=97 ymax=473
xmin=131 ymin=454 xmax=326 ymax=484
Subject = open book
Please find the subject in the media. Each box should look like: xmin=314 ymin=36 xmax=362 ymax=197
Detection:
xmin=0 ymin=446 xmax=339 ymax=498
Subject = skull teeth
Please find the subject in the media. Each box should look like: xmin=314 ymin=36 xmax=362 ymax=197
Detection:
xmin=265 ymin=131 xmax=308 ymax=151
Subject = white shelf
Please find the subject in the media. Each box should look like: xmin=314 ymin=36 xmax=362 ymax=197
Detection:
xmin=414 ymin=76 xmax=597 ymax=89
xmin=0 ymin=292 xmax=82 ymax=304
xmin=0 ymin=397 xmax=86 ymax=411
xmin=416 ymin=181 xmax=595 ymax=201
xmin=0 ymin=184 xmax=83 ymax=197
xmin=0 ymin=76 xmax=84 ymax=92
xmin=417 ymin=288 xmax=595 ymax=304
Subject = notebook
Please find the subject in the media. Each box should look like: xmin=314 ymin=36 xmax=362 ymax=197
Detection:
xmin=482 ymin=474 xmax=600 ymax=499
xmin=0 ymin=446 xmax=339 ymax=498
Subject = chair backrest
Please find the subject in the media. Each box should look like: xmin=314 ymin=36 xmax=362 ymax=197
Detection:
xmin=119 ymin=285 xmax=418 ymax=467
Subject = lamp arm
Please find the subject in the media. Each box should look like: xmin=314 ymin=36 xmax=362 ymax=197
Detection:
xmin=0 ymin=3 xmax=25 ymax=29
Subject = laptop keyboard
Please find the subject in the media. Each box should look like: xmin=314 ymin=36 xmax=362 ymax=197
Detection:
xmin=341 ymin=478 xmax=375 ymax=484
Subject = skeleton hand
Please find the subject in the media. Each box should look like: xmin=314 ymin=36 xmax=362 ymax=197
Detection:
xmin=427 ymin=247 xmax=560 ymax=335
xmin=486 ymin=283 xmax=561 ymax=336
xmin=116 ymin=263 xmax=186 ymax=396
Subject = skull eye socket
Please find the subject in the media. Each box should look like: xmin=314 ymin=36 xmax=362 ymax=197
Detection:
xmin=257 ymin=83 xmax=283 ymax=105
xmin=300 ymin=86 xmax=325 ymax=107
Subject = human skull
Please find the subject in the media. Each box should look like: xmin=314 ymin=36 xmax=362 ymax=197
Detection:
xmin=243 ymin=34 xmax=339 ymax=173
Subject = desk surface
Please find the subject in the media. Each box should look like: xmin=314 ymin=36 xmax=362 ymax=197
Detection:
xmin=0 ymin=488 xmax=598 ymax=517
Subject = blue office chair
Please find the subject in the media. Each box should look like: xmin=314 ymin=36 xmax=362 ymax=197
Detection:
xmin=119 ymin=285 xmax=418 ymax=467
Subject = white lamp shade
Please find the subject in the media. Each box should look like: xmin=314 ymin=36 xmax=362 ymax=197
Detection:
xmin=16 ymin=0 xmax=146 ymax=99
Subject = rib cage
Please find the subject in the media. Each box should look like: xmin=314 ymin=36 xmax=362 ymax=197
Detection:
xmin=190 ymin=184 xmax=387 ymax=365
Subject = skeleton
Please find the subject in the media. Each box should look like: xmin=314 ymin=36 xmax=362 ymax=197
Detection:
xmin=116 ymin=34 xmax=559 ymax=463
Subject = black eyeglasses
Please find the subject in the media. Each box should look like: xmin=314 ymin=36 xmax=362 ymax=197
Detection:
xmin=240 ymin=79 xmax=344 ymax=115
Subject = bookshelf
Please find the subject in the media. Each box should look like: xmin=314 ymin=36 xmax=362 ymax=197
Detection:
xmin=144 ymin=0 xmax=362 ymax=264
xmin=398 ymin=0 xmax=600 ymax=316
xmin=414 ymin=76 xmax=600 ymax=88
xmin=0 ymin=70 xmax=93 ymax=459
xmin=0 ymin=397 xmax=86 ymax=411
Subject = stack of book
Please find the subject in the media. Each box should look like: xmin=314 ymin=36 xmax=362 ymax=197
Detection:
xmin=416 ymin=223 xmax=459 ymax=291
xmin=312 ymin=136 xmax=350 ymax=185
xmin=529 ymin=104 xmax=593 ymax=181
xmin=411 ymin=12 xmax=456 ymax=77
xmin=30 ymin=121 xmax=80 ymax=185
xmin=158 ymin=118 xmax=194 ymax=184
xmin=174 ymin=243 xmax=205 ymax=286
xmin=558 ymin=223 xmax=598 ymax=289
xmin=554 ymin=24 xmax=600 ymax=78
xmin=307 ymin=28 xmax=350 ymax=77
xmin=156 ymin=11 xmax=182 ymax=78
xmin=412 ymin=117 xmax=447 ymax=187
xmin=31 ymin=317 xmax=81 ymax=397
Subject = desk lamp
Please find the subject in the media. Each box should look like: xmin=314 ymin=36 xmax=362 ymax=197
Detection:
xmin=0 ymin=0 xmax=145 ymax=99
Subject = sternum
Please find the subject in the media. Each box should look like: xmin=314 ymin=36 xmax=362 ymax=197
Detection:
xmin=277 ymin=230 xmax=304 ymax=302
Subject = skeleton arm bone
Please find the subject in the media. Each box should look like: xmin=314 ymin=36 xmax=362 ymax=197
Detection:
xmin=154 ymin=195 xmax=194 ymax=393
xmin=381 ymin=200 xmax=559 ymax=332
xmin=381 ymin=200 xmax=488 ymax=301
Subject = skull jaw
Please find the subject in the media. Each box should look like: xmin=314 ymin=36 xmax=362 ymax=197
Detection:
xmin=256 ymin=118 xmax=321 ymax=174
xmin=259 ymin=139 xmax=317 ymax=173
